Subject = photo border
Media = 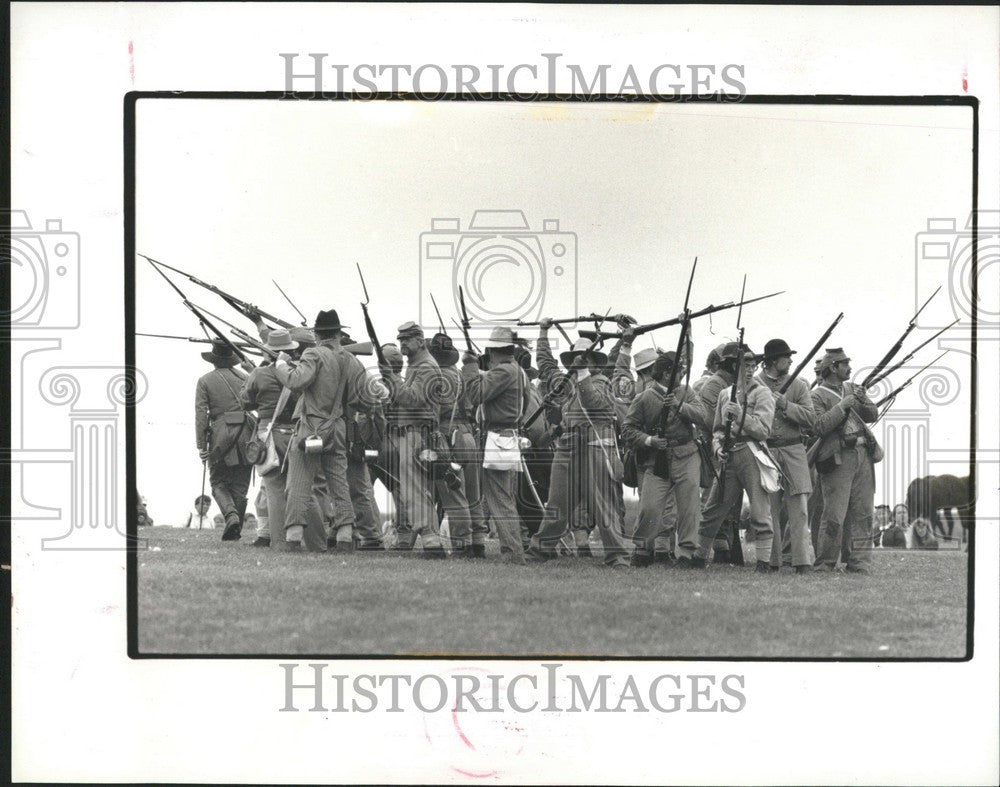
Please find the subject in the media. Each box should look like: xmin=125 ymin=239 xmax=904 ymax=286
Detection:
xmin=124 ymin=91 xmax=979 ymax=662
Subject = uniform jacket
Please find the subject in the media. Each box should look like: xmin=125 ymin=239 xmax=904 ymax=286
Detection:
xmin=711 ymin=378 xmax=774 ymax=456
xmin=462 ymin=359 xmax=529 ymax=429
xmin=437 ymin=363 xmax=468 ymax=427
xmin=241 ymin=363 xmax=298 ymax=424
xmin=536 ymin=334 xmax=617 ymax=428
xmin=621 ymin=381 xmax=707 ymax=467
xmin=810 ymin=381 xmax=882 ymax=469
xmin=698 ymin=370 xmax=734 ymax=441
xmin=383 ymin=347 xmax=442 ymax=426
xmin=754 ymin=371 xmax=816 ymax=443
xmin=195 ymin=367 xmax=256 ymax=466
xmin=274 ymin=340 xmax=355 ymax=444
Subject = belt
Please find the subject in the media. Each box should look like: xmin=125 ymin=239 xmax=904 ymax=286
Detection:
xmin=658 ymin=438 xmax=694 ymax=449
xmin=767 ymin=437 xmax=803 ymax=448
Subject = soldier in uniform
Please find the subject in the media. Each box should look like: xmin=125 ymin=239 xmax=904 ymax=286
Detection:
xmin=528 ymin=336 xmax=631 ymax=569
xmin=621 ymin=351 xmax=708 ymax=566
xmin=274 ymin=310 xmax=355 ymax=552
xmin=756 ymin=338 xmax=816 ymax=573
xmin=240 ymin=327 xmax=302 ymax=549
xmin=693 ymin=343 xmax=727 ymax=394
xmin=380 ymin=322 xmax=449 ymax=558
xmin=692 ymin=344 xmax=776 ymax=571
xmin=810 ymin=348 xmax=881 ymax=573
xmin=195 ymin=339 xmax=257 ymax=542
xmin=461 ymin=326 xmax=530 ymax=564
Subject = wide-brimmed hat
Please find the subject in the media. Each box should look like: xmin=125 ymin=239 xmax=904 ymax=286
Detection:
xmin=762 ymin=338 xmax=796 ymax=361
xmin=312 ymin=309 xmax=349 ymax=334
xmin=634 ymin=348 xmax=660 ymax=372
xmin=290 ymin=326 xmax=316 ymax=347
xmin=706 ymin=342 xmax=728 ymax=367
xmin=265 ymin=328 xmax=298 ymax=352
xmin=428 ymin=332 xmax=459 ymax=366
xmin=484 ymin=326 xmax=518 ymax=350
xmin=396 ymin=321 xmax=424 ymax=341
xmin=201 ymin=338 xmax=238 ymax=367
xmin=560 ymin=338 xmax=608 ymax=369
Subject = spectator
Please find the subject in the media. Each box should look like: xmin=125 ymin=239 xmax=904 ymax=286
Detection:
xmin=872 ymin=504 xmax=891 ymax=547
xmin=881 ymin=504 xmax=909 ymax=549
xmin=911 ymin=517 xmax=940 ymax=550
xmin=137 ymin=494 xmax=154 ymax=527
xmin=183 ymin=495 xmax=213 ymax=529
xmin=212 ymin=513 xmax=225 ymax=529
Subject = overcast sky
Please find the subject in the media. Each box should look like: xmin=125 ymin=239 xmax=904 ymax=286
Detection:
xmin=134 ymin=99 xmax=974 ymax=523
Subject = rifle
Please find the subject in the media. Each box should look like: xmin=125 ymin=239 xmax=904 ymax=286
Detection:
xmin=717 ymin=276 xmax=749 ymax=499
xmin=273 ymin=279 xmax=308 ymax=326
xmin=578 ymin=291 xmax=783 ymax=342
xmin=450 ymin=319 xmax=482 ymax=354
xmin=866 ymin=319 xmax=958 ymax=388
xmin=136 ymin=332 xmax=263 ymax=354
xmin=651 ymin=258 xmax=697 ymax=479
xmin=457 ymin=286 xmax=476 ymax=355
xmin=875 ymin=351 xmax=949 ymax=409
xmin=139 ymin=254 xmax=295 ymax=329
xmin=145 ymin=257 xmax=257 ymax=374
xmin=430 ymin=294 xmax=447 ymax=335
xmin=861 ymin=287 xmax=940 ymax=387
xmin=516 ymin=313 xmax=629 ymax=327
xmin=779 ymin=313 xmax=844 ymax=394
xmin=192 ymin=304 xmax=278 ymax=358
xmin=356 ymin=264 xmax=388 ymax=368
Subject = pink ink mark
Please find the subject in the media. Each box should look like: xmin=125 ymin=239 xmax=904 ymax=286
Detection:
xmin=961 ymin=65 xmax=968 ymax=93
xmin=128 ymin=40 xmax=135 ymax=85
xmin=452 ymin=766 xmax=497 ymax=779
xmin=452 ymin=708 xmax=476 ymax=751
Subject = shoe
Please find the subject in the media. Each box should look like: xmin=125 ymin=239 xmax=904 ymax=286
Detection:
xmin=470 ymin=544 xmax=487 ymax=559
xmin=795 ymin=565 xmax=811 ymax=575
xmin=221 ymin=522 xmax=242 ymax=541
xmin=422 ymin=545 xmax=448 ymax=559
xmin=845 ymin=565 xmax=871 ymax=575
xmin=284 ymin=541 xmax=302 ymax=552
xmin=813 ymin=563 xmax=835 ymax=573
xmin=577 ymin=544 xmax=593 ymax=559
xmin=712 ymin=549 xmax=730 ymax=564
xmin=755 ymin=560 xmax=770 ymax=574
xmin=525 ymin=548 xmax=553 ymax=564
xmin=654 ymin=552 xmax=675 ymax=565
xmin=356 ymin=539 xmax=385 ymax=551
xmin=630 ymin=552 xmax=654 ymax=568
xmin=769 ymin=565 xmax=780 ymax=573
xmin=334 ymin=540 xmax=355 ymax=553
xmin=610 ymin=563 xmax=630 ymax=571
xmin=252 ymin=537 xmax=271 ymax=548
xmin=688 ymin=556 xmax=707 ymax=569
xmin=675 ymin=555 xmax=692 ymax=568
xmin=326 ymin=536 xmax=337 ymax=549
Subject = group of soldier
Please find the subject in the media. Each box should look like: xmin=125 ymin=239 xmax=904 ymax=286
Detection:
xmin=192 ymin=302 xmax=884 ymax=575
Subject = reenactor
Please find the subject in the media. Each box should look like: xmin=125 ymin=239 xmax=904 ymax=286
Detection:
xmin=692 ymin=344 xmax=776 ymax=571
xmin=461 ymin=326 xmax=530 ymax=564
xmin=195 ymin=339 xmax=257 ymax=542
xmin=810 ymin=348 xmax=882 ymax=573
xmin=756 ymin=338 xmax=816 ymax=573
xmin=621 ymin=351 xmax=709 ymax=566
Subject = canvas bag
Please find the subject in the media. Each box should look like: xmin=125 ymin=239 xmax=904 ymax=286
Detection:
xmin=482 ymin=363 xmax=531 ymax=472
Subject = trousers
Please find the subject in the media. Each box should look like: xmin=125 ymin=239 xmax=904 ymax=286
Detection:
xmin=634 ymin=446 xmax=701 ymax=560
xmin=347 ymin=454 xmax=383 ymax=545
xmin=769 ymin=492 xmax=812 ymax=567
xmin=395 ymin=426 xmax=443 ymax=550
xmin=284 ymin=419 xmax=353 ymax=552
xmin=696 ymin=447 xmax=773 ymax=560
xmin=815 ymin=445 xmax=875 ymax=570
xmin=452 ymin=424 xmax=488 ymax=546
xmin=209 ymin=462 xmax=252 ymax=529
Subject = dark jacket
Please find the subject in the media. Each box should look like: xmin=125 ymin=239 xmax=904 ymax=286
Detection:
xmin=195 ymin=367 xmax=257 ymax=465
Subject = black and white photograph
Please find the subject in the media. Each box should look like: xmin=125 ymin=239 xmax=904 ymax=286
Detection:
xmin=133 ymin=97 xmax=975 ymax=658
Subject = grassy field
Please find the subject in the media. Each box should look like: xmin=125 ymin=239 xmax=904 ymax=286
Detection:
xmin=136 ymin=525 xmax=969 ymax=658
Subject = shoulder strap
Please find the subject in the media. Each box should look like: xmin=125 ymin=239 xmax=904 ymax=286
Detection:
xmin=214 ymin=369 xmax=243 ymax=409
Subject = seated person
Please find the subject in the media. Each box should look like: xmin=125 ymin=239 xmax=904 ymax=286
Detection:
xmin=910 ymin=517 xmax=940 ymax=550
xmin=182 ymin=495 xmax=213 ymax=529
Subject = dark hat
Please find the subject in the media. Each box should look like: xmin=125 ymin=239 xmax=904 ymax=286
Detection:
xmin=290 ymin=327 xmax=316 ymax=347
xmin=706 ymin=343 xmax=726 ymax=367
xmin=514 ymin=347 xmax=539 ymax=380
xmin=312 ymin=309 xmax=349 ymax=334
xmin=762 ymin=338 xmax=796 ymax=361
xmin=201 ymin=338 xmax=238 ymax=367
xmin=428 ymin=332 xmax=459 ymax=366
xmin=396 ymin=321 xmax=424 ymax=341
xmin=560 ymin=338 xmax=609 ymax=369
xmin=719 ymin=341 xmax=743 ymax=361
xmin=819 ymin=347 xmax=850 ymax=373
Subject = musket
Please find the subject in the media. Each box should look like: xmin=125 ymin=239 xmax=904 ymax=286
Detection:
xmin=450 ymin=319 xmax=482 ymax=354
xmin=273 ymin=279 xmax=308 ymax=326
xmin=717 ymin=275 xmax=749 ymax=498
xmin=861 ymin=286 xmax=940 ymax=387
xmin=577 ymin=291 xmax=784 ymax=342
xmin=136 ymin=332 xmax=262 ymax=353
xmin=779 ymin=313 xmax=844 ymax=394
xmin=457 ymin=286 xmax=476 ymax=355
xmin=875 ymin=351 xmax=949 ymax=408
xmin=516 ymin=313 xmax=627 ymax=327
xmin=430 ymin=294 xmax=447 ymax=335
xmin=192 ymin=303 xmax=276 ymax=357
xmin=356 ymin=264 xmax=388 ymax=368
xmin=651 ymin=258 xmax=697 ymax=479
xmin=866 ymin=319 xmax=958 ymax=388
xmin=139 ymin=254 xmax=295 ymax=329
xmin=145 ymin=258 xmax=257 ymax=373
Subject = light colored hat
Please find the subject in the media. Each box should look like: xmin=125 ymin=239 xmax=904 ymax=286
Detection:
xmin=396 ymin=321 xmax=424 ymax=341
xmin=289 ymin=327 xmax=316 ymax=347
xmin=484 ymin=326 xmax=517 ymax=349
xmin=560 ymin=338 xmax=608 ymax=369
xmin=264 ymin=328 xmax=298 ymax=352
xmin=633 ymin=348 xmax=660 ymax=372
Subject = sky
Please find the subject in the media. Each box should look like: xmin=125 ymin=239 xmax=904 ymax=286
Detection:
xmin=134 ymin=98 xmax=975 ymax=524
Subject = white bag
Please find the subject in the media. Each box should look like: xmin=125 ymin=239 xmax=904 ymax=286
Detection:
xmin=747 ymin=441 xmax=782 ymax=493
xmin=482 ymin=430 xmax=523 ymax=472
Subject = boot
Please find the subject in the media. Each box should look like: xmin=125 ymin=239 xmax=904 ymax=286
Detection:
xmin=470 ymin=543 xmax=487 ymax=559
xmin=630 ymin=552 xmax=654 ymax=568
xmin=221 ymin=516 xmax=242 ymax=541
xmin=755 ymin=560 xmax=770 ymax=573
xmin=422 ymin=545 xmax=448 ymax=560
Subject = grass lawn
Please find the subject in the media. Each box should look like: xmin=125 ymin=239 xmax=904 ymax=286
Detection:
xmin=136 ymin=525 xmax=969 ymax=658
